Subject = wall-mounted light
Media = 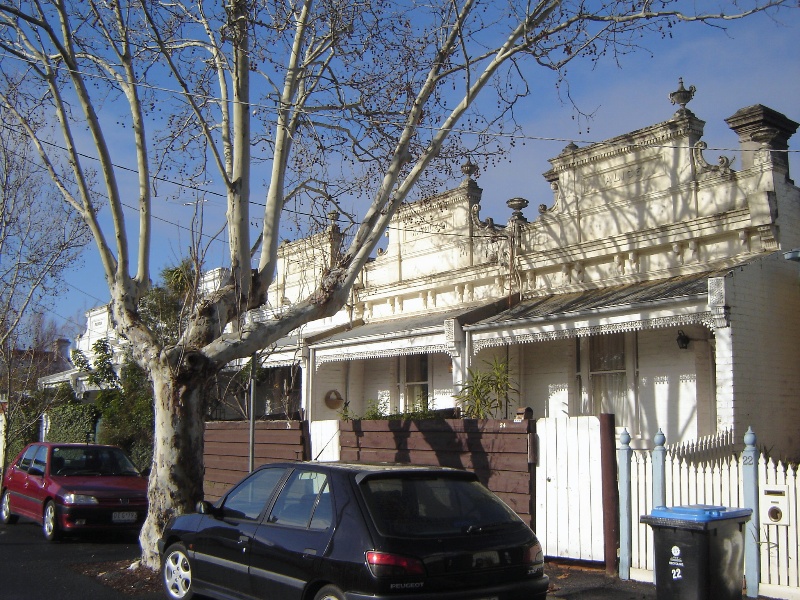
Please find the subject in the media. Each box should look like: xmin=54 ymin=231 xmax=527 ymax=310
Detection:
xmin=783 ymin=248 xmax=800 ymax=262
xmin=676 ymin=330 xmax=691 ymax=350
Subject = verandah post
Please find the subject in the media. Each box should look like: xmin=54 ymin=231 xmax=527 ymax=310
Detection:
xmin=652 ymin=429 xmax=666 ymax=508
xmin=743 ymin=427 xmax=760 ymax=598
xmin=617 ymin=428 xmax=632 ymax=579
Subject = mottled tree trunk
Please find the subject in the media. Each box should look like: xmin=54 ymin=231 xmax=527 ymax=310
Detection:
xmin=139 ymin=358 xmax=208 ymax=569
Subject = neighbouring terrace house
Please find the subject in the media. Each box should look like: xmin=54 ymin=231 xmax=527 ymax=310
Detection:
xmin=42 ymin=81 xmax=800 ymax=459
xmin=38 ymin=305 xmax=124 ymax=402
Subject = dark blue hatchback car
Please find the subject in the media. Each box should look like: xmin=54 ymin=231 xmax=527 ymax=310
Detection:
xmin=158 ymin=462 xmax=549 ymax=600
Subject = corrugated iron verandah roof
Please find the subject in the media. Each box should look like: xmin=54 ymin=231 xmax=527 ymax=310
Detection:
xmin=312 ymin=296 xmax=518 ymax=368
xmin=311 ymin=308 xmax=465 ymax=368
xmin=466 ymin=270 xmax=730 ymax=353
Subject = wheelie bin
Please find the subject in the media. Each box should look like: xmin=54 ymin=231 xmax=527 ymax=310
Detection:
xmin=640 ymin=504 xmax=752 ymax=600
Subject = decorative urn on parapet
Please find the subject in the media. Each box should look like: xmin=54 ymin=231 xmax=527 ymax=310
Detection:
xmin=507 ymin=197 xmax=529 ymax=224
xmin=669 ymin=77 xmax=696 ymax=117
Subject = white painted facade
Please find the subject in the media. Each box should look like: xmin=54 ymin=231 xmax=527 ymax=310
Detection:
xmin=301 ymin=97 xmax=800 ymax=457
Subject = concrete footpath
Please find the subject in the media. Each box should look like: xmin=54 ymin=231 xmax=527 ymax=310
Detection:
xmin=546 ymin=562 xmax=657 ymax=599
xmin=545 ymin=562 xmax=778 ymax=599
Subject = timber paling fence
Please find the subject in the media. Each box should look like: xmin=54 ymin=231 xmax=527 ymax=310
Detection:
xmin=202 ymin=420 xmax=310 ymax=501
xmin=338 ymin=418 xmax=535 ymax=523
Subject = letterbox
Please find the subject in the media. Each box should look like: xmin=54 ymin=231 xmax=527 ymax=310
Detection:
xmin=761 ymin=485 xmax=790 ymax=526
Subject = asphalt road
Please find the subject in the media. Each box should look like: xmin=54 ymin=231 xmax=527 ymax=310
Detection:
xmin=0 ymin=519 xmax=161 ymax=600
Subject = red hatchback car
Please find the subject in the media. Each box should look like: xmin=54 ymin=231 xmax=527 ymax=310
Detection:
xmin=1 ymin=442 xmax=148 ymax=541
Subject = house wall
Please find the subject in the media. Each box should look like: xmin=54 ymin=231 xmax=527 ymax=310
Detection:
xmin=518 ymin=338 xmax=574 ymax=420
xmin=776 ymin=170 xmax=800 ymax=250
xmin=312 ymin=352 xmax=458 ymax=420
xmin=267 ymin=217 xmax=343 ymax=308
xmin=48 ymin=101 xmax=800 ymax=458
xmin=75 ymin=305 xmax=121 ymax=355
xmin=636 ymin=327 xmax=713 ymax=447
xmin=503 ymin=328 xmax=714 ymax=446
xmin=345 ymin=360 xmax=365 ymax=417
xmin=360 ymin=357 xmax=396 ymax=415
xmin=311 ymin=363 xmax=347 ymax=421
xmin=725 ymin=254 xmax=800 ymax=459
xmin=364 ymin=181 xmax=483 ymax=289
xmin=430 ymin=353 xmax=455 ymax=411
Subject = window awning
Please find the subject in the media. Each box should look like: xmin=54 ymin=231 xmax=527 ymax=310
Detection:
xmin=466 ymin=270 xmax=731 ymax=353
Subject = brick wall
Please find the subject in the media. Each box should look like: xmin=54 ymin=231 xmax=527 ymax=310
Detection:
xmin=727 ymin=254 xmax=800 ymax=458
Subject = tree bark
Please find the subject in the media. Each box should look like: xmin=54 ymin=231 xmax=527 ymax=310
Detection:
xmin=139 ymin=351 xmax=211 ymax=568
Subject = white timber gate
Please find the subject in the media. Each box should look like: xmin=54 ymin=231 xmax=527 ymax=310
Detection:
xmin=535 ymin=416 xmax=604 ymax=561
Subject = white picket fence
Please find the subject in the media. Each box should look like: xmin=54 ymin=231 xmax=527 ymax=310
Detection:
xmin=626 ymin=432 xmax=800 ymax=599
xmin=760 ymin=457 xmax=800 ymax=599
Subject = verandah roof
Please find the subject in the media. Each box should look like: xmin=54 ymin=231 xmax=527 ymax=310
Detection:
xmin=465 ymin=268 xmax=737 ymax=353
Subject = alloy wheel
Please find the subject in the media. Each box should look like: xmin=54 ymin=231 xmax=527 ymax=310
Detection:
xmin=1 ymin=491 xmax=18 ymax=524
xmin=163 ymin=545 xmax=194 ymax=600
xmin=43 ymin=501 xmax=59 ymax=541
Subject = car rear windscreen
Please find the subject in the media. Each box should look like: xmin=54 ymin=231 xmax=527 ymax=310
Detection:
xmin=359 ymin=475 xmax=522 ymax=538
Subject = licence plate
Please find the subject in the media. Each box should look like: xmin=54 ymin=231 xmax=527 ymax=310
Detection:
xmin=472 ymin=550 xmax=500 ymax=568
xmin=112 ymin=511 xmax=137 ymax=523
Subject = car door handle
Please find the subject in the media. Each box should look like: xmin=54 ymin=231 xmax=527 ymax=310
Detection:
xmin=303 ymin=548 xmax=317 ymax=557
xmin=238 ymin=535 xmax=249 ymax=544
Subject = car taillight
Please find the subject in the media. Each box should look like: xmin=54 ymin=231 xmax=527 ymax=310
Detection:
xmin=523 ymin=541 xmax=545 ymax=576
xmin=366 ymin=551 xmax=426 ymax=577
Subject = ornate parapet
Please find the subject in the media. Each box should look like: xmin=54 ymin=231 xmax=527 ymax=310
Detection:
xmin=693 ymin=141 xmax=734 ymax=177
xmin=725 ymin=104 xmax=799 ymax=173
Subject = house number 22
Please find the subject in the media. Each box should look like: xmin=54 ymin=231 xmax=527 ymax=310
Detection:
xmin=672 ymin=568 xmax=683 ymax=580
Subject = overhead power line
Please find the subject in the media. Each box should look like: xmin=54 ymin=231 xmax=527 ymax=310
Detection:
xmin=0 ymin=51 xmax=796 ymax=157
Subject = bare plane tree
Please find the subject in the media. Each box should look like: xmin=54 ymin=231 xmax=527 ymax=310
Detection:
xmin=0 ymin=0 xmax=792 ymax=569
xmin=0 ymin=102 xmax=89 ymax=467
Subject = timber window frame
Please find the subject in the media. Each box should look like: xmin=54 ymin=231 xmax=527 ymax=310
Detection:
xmin=401 ymin=354 xmax=430 ymax=412
xmin=576 ymin=332 xmax=639 ymax=434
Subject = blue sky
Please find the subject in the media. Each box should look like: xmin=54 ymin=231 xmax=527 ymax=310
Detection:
xmin=54 ymin=6 xmax=800 ymax=338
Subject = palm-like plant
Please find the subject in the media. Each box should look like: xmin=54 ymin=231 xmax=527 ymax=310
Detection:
xmin=456 ymin=357 xmax=518 ymax=419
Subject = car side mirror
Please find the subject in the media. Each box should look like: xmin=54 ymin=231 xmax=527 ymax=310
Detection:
xmin=196 ymin=500 xmax=218 ymax=516
xmin=28 ymin=466 xmax=44 ymax=477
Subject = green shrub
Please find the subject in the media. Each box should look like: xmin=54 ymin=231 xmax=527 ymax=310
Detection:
xmin=47 ymin=400 xmax=99 ymax=443
xmin=341 ymin=397 xmax=439 ymax=421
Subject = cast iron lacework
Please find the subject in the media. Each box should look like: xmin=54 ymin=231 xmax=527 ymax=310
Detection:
xmin=471 ymin=312 xmax=714 ymax=353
